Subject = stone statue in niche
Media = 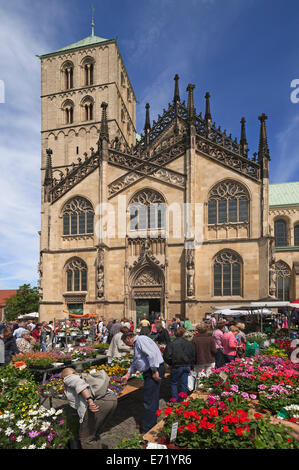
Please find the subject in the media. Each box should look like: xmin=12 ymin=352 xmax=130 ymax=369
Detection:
xmin=186 ymin=249 xmax=195 ymax=297
xmin=96 ymin=248 xmax=104 ymax=299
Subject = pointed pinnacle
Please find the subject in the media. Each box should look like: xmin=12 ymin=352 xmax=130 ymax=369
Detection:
xmin=205 ymin=92 xmax=212 ymax=122
xmin=173 ymin=74 xmax=180 ymax=103
xmin=144 ymin=103 xmax=151 ymax=132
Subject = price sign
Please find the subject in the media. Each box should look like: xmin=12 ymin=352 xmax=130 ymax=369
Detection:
xmin=170 ymin=422 xmax=179 ymax=442
xmin=220 ymin=371 xmax=228 ymax=382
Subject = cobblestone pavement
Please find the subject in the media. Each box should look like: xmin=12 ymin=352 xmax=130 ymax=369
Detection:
xmin=50 ymin=375 xmax=171 ymax=449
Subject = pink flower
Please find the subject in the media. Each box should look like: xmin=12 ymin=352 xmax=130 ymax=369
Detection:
xmin=59 ymin=420 xmax=65 ymax=425
xmin=250 ymin=394 xmax=257 ymax=400
xmin=10 ymin=435 xmax=16 ymax=441
xmin=28 ymin=430 xmax=40 ymax=438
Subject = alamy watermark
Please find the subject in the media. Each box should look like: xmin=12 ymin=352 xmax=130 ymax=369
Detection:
xmin=290 ymin=79 xmax=299 ymax=103
xmin=0 ymin=80 xmax=5 ymax=103
xmin=93 ymin=197 xmax=204 ymax=248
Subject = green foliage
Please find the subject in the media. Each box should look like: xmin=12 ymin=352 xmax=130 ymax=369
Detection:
xmin=0 ymin=364 xmax=40 ymax=415
xmin=116 ymin=433 xmax=146 ymax=449
xmin=5 ymin=284 xmax=39 ymax=321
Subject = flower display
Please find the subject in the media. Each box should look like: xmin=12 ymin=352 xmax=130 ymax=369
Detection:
xmin=0 ymin=405 xmax=72 ymax=449
xmin=156 ymin=396 xmax=299 ymax=449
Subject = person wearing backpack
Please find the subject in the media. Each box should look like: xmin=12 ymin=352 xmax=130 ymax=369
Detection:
xmin=61 ymin=367 xmax=117 ymax=449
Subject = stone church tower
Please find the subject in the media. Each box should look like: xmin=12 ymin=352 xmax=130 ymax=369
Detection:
xmin=38 ymin=28 xmax=278 ymax=324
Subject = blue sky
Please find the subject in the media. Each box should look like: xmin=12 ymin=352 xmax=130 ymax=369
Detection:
xmin=0 ymin=0 xmax=299 ymax=289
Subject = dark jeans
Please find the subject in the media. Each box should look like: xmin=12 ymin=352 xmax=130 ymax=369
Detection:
xmin=215 ymin=349 xmax=225 ymax=369
xmin=223 ymin=354 xmax=236 ymax=364
xmin=170 ymin=366 xmax=191 ymax=402
xmin=142 ymin=362 xmax=165 ymax=434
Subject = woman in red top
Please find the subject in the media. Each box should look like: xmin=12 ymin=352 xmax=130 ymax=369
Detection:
xmin=222 ymin=326 xmax=239 ymax=364
xmin=31 ymin=323 xmax=42 ymax=343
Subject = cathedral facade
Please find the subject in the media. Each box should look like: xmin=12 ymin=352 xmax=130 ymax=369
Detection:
xmin=38 ymin=31 xmax=299 ymax=324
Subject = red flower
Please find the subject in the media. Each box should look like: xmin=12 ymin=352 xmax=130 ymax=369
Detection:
xmin=235 ymin=428 xmax=243 ymax=436
xmin=223 ymin=426 xmax=229 ymax=433
xmin=170 ymin=398 xmax=176 ymax=403
xmin=187 ymin=423 xmax=197 ymax=433
xmin=178 ymin=425 xmax=185 ymax=433
xmin=209 ymin=407 xmax=219 ymax=417
xmin=200 ymin=408 xmax=209 ymax=415
xmin=156 ymin=410 xmax=162 ymax=416
xmin=164 ymin=408 xmax=173 ymax=416
xmin=289 ymin=418 xmax=297 ymax=423
xmin=179 ymin=392 xmax=188 ymax=399
xmin=254 ymin=413 xmax=263 ymax=419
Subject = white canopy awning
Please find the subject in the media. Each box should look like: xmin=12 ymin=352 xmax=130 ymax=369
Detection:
xmin=216 ymin=308 xmax=274 ymax=316
xmin=18 ymin=312 xmax=39 ymax=319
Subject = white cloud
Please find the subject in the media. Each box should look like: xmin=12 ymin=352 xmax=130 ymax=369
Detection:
xmin=272 ymin=114 xmax=299 ymax=183
xmin=0 ymin=2 xmax=67 ymax=288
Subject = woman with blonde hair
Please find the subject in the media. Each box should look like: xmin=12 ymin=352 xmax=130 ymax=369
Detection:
xmin=236 ymin=322 xmax=246 ymax=358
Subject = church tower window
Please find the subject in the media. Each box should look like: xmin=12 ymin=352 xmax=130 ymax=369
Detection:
xmin=61 ymin=61 xmax=74 ymax=90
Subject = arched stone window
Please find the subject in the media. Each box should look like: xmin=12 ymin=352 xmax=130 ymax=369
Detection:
xmin=208 ymin=181 xmax=249 ymax=225
xmin=213 ymin=250 xmax=242 ymax=297
xmin=129 ymin=189 xmax=165 ymax=231
xmin=61 ymin=61 xmax=74 ymax=90
xmin=65 ymin=258 xmax=87 ymax=292
xmin=62 ymin=99 xmax=74 ymax=125
xmin=294 ymin=224 xmax=299 ymax=246
xmin=81 ymin=96 xmax=94 ymax=121
xmin=62 ymin=197 xmax=94 ymax=236
xmin=82 ymin=57 xmax=95 ymax=86
xmin=274 ymin=219 xmax=288 ymax=247
xmin=275 ymin=261 xmax=290 ymax=301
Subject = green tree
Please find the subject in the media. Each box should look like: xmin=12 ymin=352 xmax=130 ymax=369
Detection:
xmin=4 ymin=284 xmax=39 ymax=321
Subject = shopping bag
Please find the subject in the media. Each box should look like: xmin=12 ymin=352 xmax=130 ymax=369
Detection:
xmin=187 ymin=373 xmax=195 ymax=392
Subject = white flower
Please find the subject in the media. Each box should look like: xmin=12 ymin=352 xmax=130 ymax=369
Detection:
xmin=16 ymin=421 xmax=25 ymax=429
xmin=55 ymin=410 xmax=63 ymax=416
xmin=39 ymin=443 xmax=47 ymax=449
xmin=16 ymin=436 xmax=23 ymax=442
xmin=28 ymin=445 xmax=36 ymax=449
xmin=40 ymin=422 xmax=51 ymax=432
xmin=5 ymin=427 xmax=14 ymax=436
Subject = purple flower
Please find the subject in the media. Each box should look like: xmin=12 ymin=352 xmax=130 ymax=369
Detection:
xmin=47 ymin=433 xmax=55 ymax=442
xmin=10 ymin=434 xmax=16 ymax=441
xmin=59 ymin=420 xmax=65 ymax=425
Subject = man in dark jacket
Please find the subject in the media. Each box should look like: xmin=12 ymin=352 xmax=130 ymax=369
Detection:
xmin=155 ymin=324 xmax=170 ymax=345
xmin=163 ymin=327 xmax=195 ymax=402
